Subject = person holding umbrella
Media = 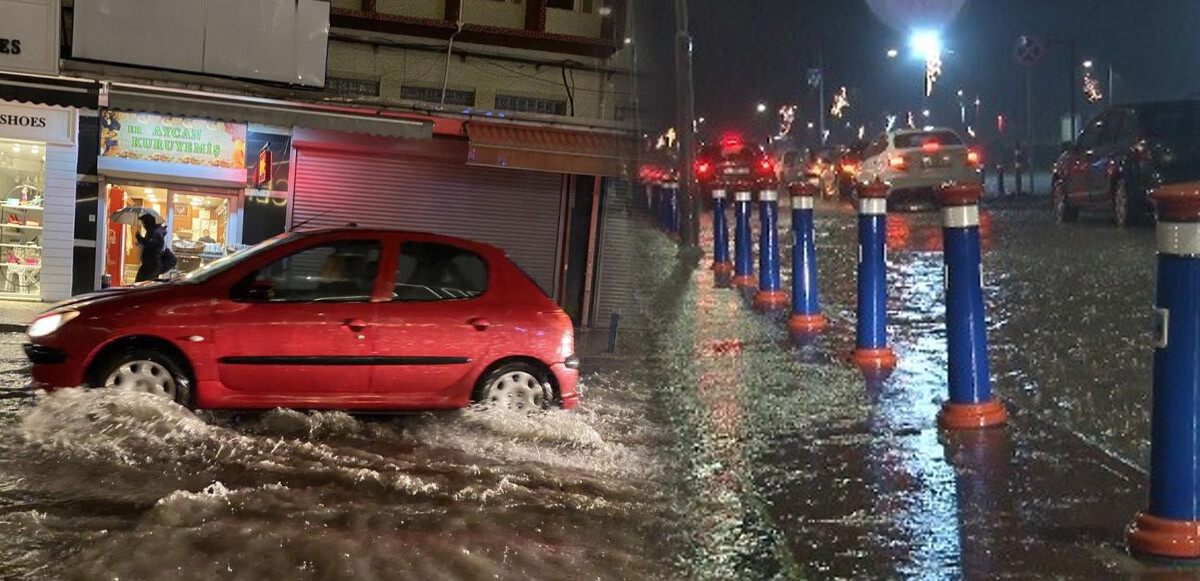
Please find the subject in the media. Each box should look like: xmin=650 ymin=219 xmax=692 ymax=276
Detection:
xmin=134 ymin=213 xmax=176 ymax=282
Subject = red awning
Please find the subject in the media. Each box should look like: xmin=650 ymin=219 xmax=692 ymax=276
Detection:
xmin=466 ymin=122 xmax=635 ymax=178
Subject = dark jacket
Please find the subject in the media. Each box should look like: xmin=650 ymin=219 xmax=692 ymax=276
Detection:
xmin=134 ymin=224 xmax=170 ymax=282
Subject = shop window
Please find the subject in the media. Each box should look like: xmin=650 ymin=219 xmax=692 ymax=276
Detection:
xmin=393 ymin=241 xmax=487 ymax=302
xmin=399 ymin=86 xmax=476 ymax=107
xmin=494 ymin=94 xmax=567 ymax=116
xmin=0 ymin=139 xmax=45 ymax=298
xmin=326 ymin=76 xmax=381 ymax=97
xmin=235 ymin=240 xmax=382 ymax=303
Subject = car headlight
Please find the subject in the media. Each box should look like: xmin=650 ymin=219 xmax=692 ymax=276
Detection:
xmin=28 ymin=310 xmax=79 ymax=339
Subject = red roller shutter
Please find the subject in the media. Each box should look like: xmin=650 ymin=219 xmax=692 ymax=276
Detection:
xmin=292 ymin=148 xmax=565 ymax=296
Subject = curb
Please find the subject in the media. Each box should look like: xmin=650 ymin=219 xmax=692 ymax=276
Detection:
xmin=0 ymin=324 xmax=25 ymax=334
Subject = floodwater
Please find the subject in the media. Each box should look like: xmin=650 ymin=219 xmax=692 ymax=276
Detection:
xmin=0 ymin=201 xmax=1178 ymax=580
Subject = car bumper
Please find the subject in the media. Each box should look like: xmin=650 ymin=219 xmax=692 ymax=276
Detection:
xmin=550 ymin=362 xmax=580 ymax=409
xmin=882 ymin=169 xmax=980 ymax=191
xmin=26 ymin=342 xmax=86 ymax=389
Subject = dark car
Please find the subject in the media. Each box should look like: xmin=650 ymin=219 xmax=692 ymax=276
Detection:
xmin=695 ymin=136 xmax=778 ymax=192
xmin=1054 ymin=100 xmax=1200 ymax=226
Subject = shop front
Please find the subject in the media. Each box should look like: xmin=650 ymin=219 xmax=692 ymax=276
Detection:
xmin=0 ymin=98 xmax=77 ymax=301
xmin=97 ymin=109 xmax=248 ymax=285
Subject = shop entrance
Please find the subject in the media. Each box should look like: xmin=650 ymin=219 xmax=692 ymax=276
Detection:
xmin=106 ymin=183 xmax=238 ymax=285
xmin=0 ymin=138 xmax=46 ymax=299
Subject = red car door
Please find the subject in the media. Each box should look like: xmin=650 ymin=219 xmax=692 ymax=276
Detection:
xmin=211 ymin=235 xmax=384 ymax=398
xmin=370 ymin=237 xmax=496 ymax=406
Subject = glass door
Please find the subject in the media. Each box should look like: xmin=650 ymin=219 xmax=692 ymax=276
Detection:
xmin=166 ymin=191 xmax=234 ymax=275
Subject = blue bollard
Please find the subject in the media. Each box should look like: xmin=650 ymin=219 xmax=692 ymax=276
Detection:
xmin=666 ymin=183 xmax=680 ymax=234
xmin=732 ymin=190 xmax=755 ymax=288
xmin=788 ymin=183 xmax=827 ymax=335
xmin=1129 ymin=184 xmax=1200 ymax=559
xmin=937 ymin=183 xmax=1007 ymax=430
xmin=851 ymin=182 xmax=897 ymax=371
xmin=711 ymin=189 xmax=733 ymax=275
xmin=754 ymin=189 xmax=787 ymax=309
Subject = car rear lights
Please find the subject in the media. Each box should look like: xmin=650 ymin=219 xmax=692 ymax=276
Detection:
xmin=695 ymin=160 xmax=713 ymax=177
xmin=921 ymin=141 xmax=941 ymax=153
xmin=757 ymin=158 xmax=775 ymax=175
xmin=966 ymin=150 xmax=982 ymax=166
xmin=888 ymin=156 xmax=908 ymax=171
xmin=840 ymin=162 xmax=859 ymax=175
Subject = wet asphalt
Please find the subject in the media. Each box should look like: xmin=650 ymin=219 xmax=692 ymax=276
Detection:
xmin=0 ymin=199 xmax=1190 ymax=580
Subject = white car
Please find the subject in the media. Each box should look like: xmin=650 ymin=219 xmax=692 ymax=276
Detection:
xmin=857 ymin=128 xmax=982 ymax=210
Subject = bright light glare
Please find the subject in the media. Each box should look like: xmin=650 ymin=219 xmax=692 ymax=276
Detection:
xmin=886 ymin=48 xmax=899 ymax=58
xmin=28 ymin=311 xmax=78 ymax=338
xmin=756 ymin=103 xmax=767 ymax=114
xmin=910 ymin=30 xmax=942 ymax=61
xmin=1083 ymin=60 xmax=1094 ymax=69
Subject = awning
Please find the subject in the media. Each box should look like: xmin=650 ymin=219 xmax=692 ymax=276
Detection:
xmin=466 ymin=122 xmax=635 ymax=178
xmin=107 ymin=85 xmax=432 ymax=141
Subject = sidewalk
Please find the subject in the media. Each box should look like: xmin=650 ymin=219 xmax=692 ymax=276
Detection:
xmin=629 ymin=221 xmax=1173 ymax=579
xmin=0 ymin=299 xmax=44 ymax=333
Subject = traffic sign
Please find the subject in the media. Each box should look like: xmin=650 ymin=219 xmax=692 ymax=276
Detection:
xmin=1014 ymin=35 xmax=1045 ymax=67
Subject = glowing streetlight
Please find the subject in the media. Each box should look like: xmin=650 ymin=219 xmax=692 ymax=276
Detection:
xmin=756 ymin=102 xmax=767 ymax=114
xmin=910 ymin=30 xmax=943 ymax=97
xmin=886 ymin=48 xmax=899 ymax=59
xmin=1083 ymin=60 xmax=1094 ymax=69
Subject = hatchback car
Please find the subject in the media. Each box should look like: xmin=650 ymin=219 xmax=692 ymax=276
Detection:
xmin=857 ymin=128 xmax=982 ymax=210
xmin=1053 ymin=100 xmax=1200 ymax=227
xmin=25 ymin=229 xmax=580 ymax=411
xmin=694 ymin=136 xmax=778 ymax=192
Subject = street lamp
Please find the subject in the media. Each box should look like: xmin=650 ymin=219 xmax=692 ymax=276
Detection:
xmin=910 ymin=30 xmax=943 ymax=97
xmin=886 ymin=48 xmax=899 ymax=59
xmin=756 ymin=102 xmax=767 ymax=114
xmin=1083 ymin=60 xmax=1094 ymax=69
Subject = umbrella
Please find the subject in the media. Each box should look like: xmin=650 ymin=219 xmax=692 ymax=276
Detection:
xmin=109 ymin=206 xmax=165 ymax=226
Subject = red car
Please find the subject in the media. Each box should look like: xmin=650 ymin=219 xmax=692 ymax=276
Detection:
xmin=24 ymin=229 xmax=580 ymax=411
xmin=694 ymin=136 xmax=778 ymax=191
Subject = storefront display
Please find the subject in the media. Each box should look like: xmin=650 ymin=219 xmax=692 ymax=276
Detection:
xmin=0 ymin=99 xmax=76 ymax=302
xmin=105 ymin=184 xmax=236 ymax=284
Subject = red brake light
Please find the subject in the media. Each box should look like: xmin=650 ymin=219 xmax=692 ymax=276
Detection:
xmin=921 ymin=141 xmax=941 ymax=153
xmin=888 ymin=156 xmax=908 ymax=171
xmin=966 ymin=150 xmax=981 ymax=166
xmin=695 ymin=161 xmax=712 ymax=176
xmin=757 ymin=158 xmax=775 ymax=174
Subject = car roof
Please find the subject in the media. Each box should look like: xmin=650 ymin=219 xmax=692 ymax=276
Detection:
xmin=889 ymin=127 xmax=960 ymax=136
xmin=292 ymin=228 xmax=504 ymax=255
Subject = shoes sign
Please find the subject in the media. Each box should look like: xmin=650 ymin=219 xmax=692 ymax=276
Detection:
xmin=0 ymin=0 xmax=59 ymax=75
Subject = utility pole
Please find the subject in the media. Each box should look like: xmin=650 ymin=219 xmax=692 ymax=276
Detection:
xmin=817 ymin=50 xmax=826 ymax=146
xmin=1068 ymin=40 xmax=1077 ymax=140
xmin=674 ymin=0 xmax=698 ymax=248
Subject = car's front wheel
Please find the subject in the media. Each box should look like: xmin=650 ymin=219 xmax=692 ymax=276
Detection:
xmin=474 ymin=363 xmax=553 ymax=411
xmin=93 ymin=347 xmax=193 ymax=406
xmin=1053 ymin=181 xmax=1078 ymax=223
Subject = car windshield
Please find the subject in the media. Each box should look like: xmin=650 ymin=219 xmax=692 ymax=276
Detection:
xmin=894 ymin=131 xmax=964 ymax=149
xmin=1138 ymin=104 xmax=1200 ymax=147
xmin=181 ymin=232 xmax=302 ymax=284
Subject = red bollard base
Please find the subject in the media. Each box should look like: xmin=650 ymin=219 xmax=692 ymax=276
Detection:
xmin=788 ymin=313 xmax=828 ymax=335
xmin=753 ymin=290 xmax=788 ymax=310
xmin=851 ymin=347 xmax=898 ymax=371
xmin=712 ymin=261 xmax=734 ymax=275
xmin=1128 ymin=513 xmax=1200 ymax=560
xmin=731 ymin=274 xmax=756 ymax=288
xmin=938 ymin=399 xmax=1008 ymax=430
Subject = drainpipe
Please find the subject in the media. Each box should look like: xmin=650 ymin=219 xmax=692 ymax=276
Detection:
xmin=441 ymin=8 xmax=466 ymax=105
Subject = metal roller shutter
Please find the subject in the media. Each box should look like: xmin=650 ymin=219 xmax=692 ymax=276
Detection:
xmin=292 ymin=148 xmax=565 ymax=296
xmin=591 ymin=179 xmax=645 ymax=329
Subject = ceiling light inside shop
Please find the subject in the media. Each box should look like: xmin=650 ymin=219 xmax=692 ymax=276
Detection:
xmin=31 ymin=146 xmax=38 ymax=154
xmin=144 ymin=188 xmax=153 ymax=195
xmin=10 ymin=144 xmax=18 ymax=153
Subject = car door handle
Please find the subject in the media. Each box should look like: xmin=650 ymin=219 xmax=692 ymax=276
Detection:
xmin=468 ymin=318 xmax=491 ymax=331
xmin=342 ymin=318 xmax=367 ymax=332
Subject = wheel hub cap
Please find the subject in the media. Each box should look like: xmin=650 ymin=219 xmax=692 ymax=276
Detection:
xmin=104 ymin=360 xmax=176 ymax=400
xmin=485 ymin=371 xmax=546 ymax=411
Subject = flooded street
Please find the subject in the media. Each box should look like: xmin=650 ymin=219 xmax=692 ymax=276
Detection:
xmin=0 ymin=204 xmax=1181 ymax=580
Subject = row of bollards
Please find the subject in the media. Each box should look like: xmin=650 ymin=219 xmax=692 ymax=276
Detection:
xmin=697 ymin=178 xmax=1200 ymax=563
xmin=708 ymin=180 xmax=1003 ymax=430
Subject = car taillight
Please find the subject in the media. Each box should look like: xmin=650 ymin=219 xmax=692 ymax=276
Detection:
xmin=921 ymin=142 xmax=941 ymax=153
xmin=966 ymin=150 xmax=981 ymax=166
xmin=888 ymin=156 xmax=908 ymax=171
xmin=695 ymin=161 xmax=712 ymax=177
xmin=840 ymin=162 xmax=859 ymax=175
xmin=757 ymin=158 xmax=775 ymax=175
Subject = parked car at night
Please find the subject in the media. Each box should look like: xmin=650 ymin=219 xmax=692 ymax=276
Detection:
xmin=694 ymin=135 xmax=778 ymax=192
xmin=857 ymin=128 xmax=982 ymax=210
xmin=25 ymin=229 xmax=580 ymax=412
xmin=1054 ymin=100 xmax=1200 ymax=227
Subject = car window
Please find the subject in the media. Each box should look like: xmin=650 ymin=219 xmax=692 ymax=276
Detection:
xmin=1078 ymin=117 xmax=1106 ymax=150
xmin=1138 ymin=104 xmax=1200 ymax=148
xmin=893 ymin=131 xmax=964 ymax=149
xmin=235 ymin=240 xmax=381 ymax=303
xmin=393 ymin=241 xmax=488 ymax=302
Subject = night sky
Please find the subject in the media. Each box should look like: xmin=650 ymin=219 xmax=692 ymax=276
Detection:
xmin=687 ymin=0 xmax=1200 ymax=149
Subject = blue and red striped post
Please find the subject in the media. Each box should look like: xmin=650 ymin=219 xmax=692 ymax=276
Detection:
xmin=1129 ymin=183 xmax=1200 ymax=559
xmin=937 ymin=183 xmax=1007 ymax=430
xmin=711 ymin=189 xmax=733 ymax=275
xmin=755 ymin=189 xmax=787 ymax=309
xmin=732 ymin=190 xmax=756 ymax=288
xmin=851 ymin=181 xmax=898 ymax=371
xmin=788 ymin=183 xmax=827 ymax=335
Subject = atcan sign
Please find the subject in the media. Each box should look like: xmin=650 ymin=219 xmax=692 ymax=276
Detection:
xmin=100 ymin=110 xmax=246 ymax=169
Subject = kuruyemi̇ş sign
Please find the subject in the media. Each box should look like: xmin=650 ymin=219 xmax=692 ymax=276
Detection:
xmin=100 ymin=110 xmax=246 ymax=169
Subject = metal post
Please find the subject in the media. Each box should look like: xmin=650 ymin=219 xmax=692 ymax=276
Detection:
xmin=754 ymin=189 xmax=786 ymax=309
xmin=1129 ymin=184 xmax=1200 ymax=559
xmin=1069 ymin=40 xmax=1077 ymax=141
xmin=711 ymin=189 xmax=733 ymax=275
xmin=666 ymin=183 xmax=680 ymax=234
xmin=732 ymin=190 xmax=755 ymax=287
xmin=937 ymin=183 xmax=1007 ymax=430
xmin=851 ymin=182 xmax=897 ymax=371
xmin=788 ymin=183 xmax=826 ymax=335
xmin=674 ymin=0 xmax=699 ymax=248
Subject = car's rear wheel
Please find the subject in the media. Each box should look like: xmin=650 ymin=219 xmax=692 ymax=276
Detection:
xmin=1053 ymin=181 xmax=1078 ymax=223
xmin=94 ymin=348 xmax=193 ymax=406
xmin=475 ymin=363 xmax=553 ymax=411
xmin=1112 ymin=179 xmax=1145 ymax=227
